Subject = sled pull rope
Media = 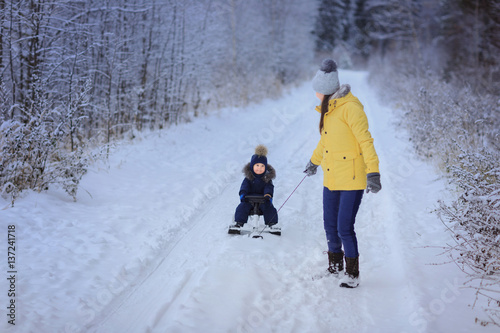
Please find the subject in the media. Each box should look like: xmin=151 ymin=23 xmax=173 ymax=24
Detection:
xmin=253 ymin=174 xmax=308 ymax=238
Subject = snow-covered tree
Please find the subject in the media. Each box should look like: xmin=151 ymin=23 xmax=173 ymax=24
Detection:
xmin=0 ymin=0 xmax=316 ymax=202
xmin=365 ymin=0 xmax=423 ymax=60
xmin=314 ymin=0 xmax=370 ymax=63
xmin=438 ymin=0 xmax=500 ymax=92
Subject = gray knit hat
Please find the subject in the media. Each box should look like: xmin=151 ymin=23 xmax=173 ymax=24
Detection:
xmin=312 ymin=59 xmax=340 ymax=95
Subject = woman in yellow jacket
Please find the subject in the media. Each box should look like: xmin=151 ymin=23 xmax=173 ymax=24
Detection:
xmin=304 ymin=59 xmax=381 ymax=288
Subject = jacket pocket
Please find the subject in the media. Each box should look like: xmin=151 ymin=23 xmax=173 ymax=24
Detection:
xmin=331 ymin=151 xmax=358 ymax=181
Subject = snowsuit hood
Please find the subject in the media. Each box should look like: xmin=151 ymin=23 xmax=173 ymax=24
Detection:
xmin=243 ymin=163 xmax=276 ymax=183
xmin=239 ymin=163 xmax=276 ymax=198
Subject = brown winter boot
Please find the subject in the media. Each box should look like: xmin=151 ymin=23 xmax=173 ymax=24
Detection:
xmin=339 ymin=256 xmax=359 ymax=288
xmin=327 ymin=251 xmax=344 ymax=276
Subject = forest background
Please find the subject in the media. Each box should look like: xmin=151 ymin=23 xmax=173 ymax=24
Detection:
xmin=0 ymin=0 xmax=499 ymax=327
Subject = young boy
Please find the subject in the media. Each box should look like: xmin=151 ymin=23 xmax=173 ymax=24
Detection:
xmin=233 ymin=145 xmax=278 ymax=227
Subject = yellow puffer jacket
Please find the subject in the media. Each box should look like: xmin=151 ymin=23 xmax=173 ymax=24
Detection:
xmin=310 ymin=86 xmax=379 ymax=191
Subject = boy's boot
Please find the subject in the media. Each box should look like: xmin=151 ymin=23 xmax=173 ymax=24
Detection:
xmin=339 ymin=256 xmax=359 ymax=288
xmin=230 ymin=222 xmax=244 ymax=228
xmin=327 ymin=251 xmax=344 ymax=276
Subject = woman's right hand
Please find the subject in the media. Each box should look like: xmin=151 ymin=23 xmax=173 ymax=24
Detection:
xmin=304 ymin=160 xmax=319 ymax=176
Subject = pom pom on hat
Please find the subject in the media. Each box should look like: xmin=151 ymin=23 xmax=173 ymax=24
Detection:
xmin=320 ymin=59 xmax=337 ymax=73
xmin=250 ymin=144 xmax=268 ymax=170
xmin=312 ymin=58 xmax=340 ymax=95
xmin=254 ymin=144 xmax=268 ymax=157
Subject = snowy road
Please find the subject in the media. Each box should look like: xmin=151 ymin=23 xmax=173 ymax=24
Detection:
xmin=1 ymin=71 xmax=496 ymax=333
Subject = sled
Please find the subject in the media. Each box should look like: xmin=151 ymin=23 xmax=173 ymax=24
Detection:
xmin=228 ymin=195 xmax=281 ymax=237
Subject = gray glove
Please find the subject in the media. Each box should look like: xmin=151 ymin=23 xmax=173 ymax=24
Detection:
xmin=304 ymin=160 xmax=319 ymax=176
xmin=366 ymin=173 xmax=381 ymax=193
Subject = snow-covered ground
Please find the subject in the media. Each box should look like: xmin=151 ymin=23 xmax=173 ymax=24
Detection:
xmin=1 ymin=71 xmax=497 ymax=333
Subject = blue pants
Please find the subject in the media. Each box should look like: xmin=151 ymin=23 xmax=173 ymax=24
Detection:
xmin=235 ymin=200 xmax=278 ymax=225
xmin=323 ymin=188 xmax=363 ymax=258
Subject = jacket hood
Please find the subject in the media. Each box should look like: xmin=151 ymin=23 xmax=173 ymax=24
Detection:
xmin=243 ymin=163 xmax=276 ymax=183
xmin=314 ymin=84 xmax=361 ymax=113
xmin=331 ymin=84 xmax=351 ymax=99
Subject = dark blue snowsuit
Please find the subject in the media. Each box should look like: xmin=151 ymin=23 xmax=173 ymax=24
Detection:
xmin=234 ymin=163 xmax=278 ymax=225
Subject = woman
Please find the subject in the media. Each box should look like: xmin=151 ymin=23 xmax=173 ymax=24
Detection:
xmin=304 ymin=59 xmax=382 ymax=288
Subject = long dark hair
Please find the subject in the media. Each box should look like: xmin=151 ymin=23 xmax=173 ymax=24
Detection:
xmin=319 ymin=94 xmax=333 ymax=134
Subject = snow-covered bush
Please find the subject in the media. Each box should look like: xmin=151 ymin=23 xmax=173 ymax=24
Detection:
xmin=438 ymin=147 xmax=500 ymax=326
xmin=370 ymin=59 xmax=499 ymax=166
xmin=0 ymin=113 xmax=93 ymax=205
xmin=369 ymin=54 xmax=500 ymax=327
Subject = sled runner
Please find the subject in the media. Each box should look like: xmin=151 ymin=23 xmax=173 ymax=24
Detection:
xmin=228 ymin=195 xmax=281 ymax=237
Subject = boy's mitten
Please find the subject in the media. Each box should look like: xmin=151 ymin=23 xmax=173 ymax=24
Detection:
xmin=304 ymin=160 xmax=319 ymax=176
xmin=366 ymin=173 xmax=381 ymax=193
xmin=240 ymin=194 xmax=246 ymax=202
xmin=265 ymin=194 xmax=273 ymax=204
